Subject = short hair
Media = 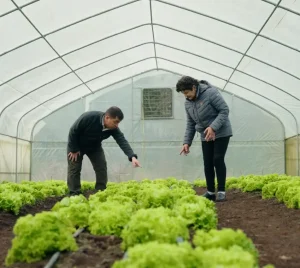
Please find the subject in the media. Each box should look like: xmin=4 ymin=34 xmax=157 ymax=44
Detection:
xmin=176 ymin=76 xmax=199 ymax=92
xmin=105 ymin=106 xmax=124 ymax=120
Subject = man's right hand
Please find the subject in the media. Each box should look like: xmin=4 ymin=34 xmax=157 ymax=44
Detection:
xmin=180 ymin=144 xmax=190 ymax=156
xmin=68 ymin=151 xmax=80 ymax=162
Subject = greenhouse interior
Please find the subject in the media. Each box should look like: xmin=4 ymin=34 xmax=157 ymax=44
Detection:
xmin=1 ymin=0 xmax=299 ymax=183
xmin=1 ymin=1 xmax=300 ymax=268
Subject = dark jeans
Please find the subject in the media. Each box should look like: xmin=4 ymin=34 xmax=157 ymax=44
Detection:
xmin=201 ymin=136 xmax=230 ymax=192
xmin=67 ymin=149 xmax=107 ymax=195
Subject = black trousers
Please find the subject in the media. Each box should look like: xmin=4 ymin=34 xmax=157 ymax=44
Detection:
xmin=67 ymin=148 xmax=107 ymax=195
xmin=201 ymin=136 xmax=230 ymax=192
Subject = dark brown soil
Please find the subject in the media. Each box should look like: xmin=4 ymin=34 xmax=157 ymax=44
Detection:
xmin=55 ymin=232 xmax=123 ymax=268
xmin=0 ymin=196 xmax=64 ymax=268
xmin=1 ymin=188 xmax=300 ymax=268
xmin=194 ymin=187 xmax=300 ymax=268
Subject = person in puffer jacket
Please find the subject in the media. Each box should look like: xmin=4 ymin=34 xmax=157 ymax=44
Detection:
xmin=176 ymin=76 xmax=232 ymax=202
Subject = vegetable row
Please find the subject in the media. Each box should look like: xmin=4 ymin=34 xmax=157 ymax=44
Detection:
xmin=5 ymin=178 xmax=273 ymax=268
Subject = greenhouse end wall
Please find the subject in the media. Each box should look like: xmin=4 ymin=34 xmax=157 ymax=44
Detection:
xmin=0 ymin=134 xmax=31 ymax=182
xmin=30 ymin=70 xmax=285 ymax=183
xmin=285 ymin=135 xmax=300 ymax=176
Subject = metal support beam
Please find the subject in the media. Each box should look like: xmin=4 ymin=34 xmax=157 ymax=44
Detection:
xmin=150 ymin=0 xmax=158 ymax=69
xmin=11 ymin=0 xmax=94 ymax=95
xmin=1 ymin=0 xmax=300 ymax=83
xmin=0 ymin=0 xmax=40 ymax=18
xmin=13 ymin=52 xmax=299 ymax=141
xmin=30 ymin=68 xmax=160 ymax=140
xmin=0 ymin=133 xmax=30 ymax=142
xmin=222 ymin=0 xmax=282 ymax=91
xmin=262 ymin=0 xmax=300 ymax=16
xmin=30 ymin=66 xmax=290 ymax=142
xmin=2 ymin=37 xmax=300 ymax=124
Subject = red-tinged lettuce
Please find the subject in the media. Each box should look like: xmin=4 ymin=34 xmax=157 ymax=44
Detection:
xmin=120 ymin=207 xmax=189 ymax=250
xmin=5 ymin=211 xmax=77 ymax=266
xmin=193 ymin=228 xmax=258 ymax=263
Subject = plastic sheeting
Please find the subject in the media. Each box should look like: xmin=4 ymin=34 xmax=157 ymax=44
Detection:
xmin=1 ymin=0 xmax=300 ymax=180
xmin=1 ymin=0 xmax=300 ymax=142
xmin=0 ymin=134 xmax=30 ymax=182
xmin=31 ymin=71 xmax=285 ymax=182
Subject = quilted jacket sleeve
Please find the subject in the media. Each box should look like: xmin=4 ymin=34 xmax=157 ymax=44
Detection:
xmin=183 ymin=106 xmax=196 ymax=146
xmin=209 ymin=87 xmax=229 ymax=132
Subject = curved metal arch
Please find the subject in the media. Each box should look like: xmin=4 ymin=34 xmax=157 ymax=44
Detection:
xmin=26 ymin=66 xmax=297 ymax=179
xmin=29 ymin=67 xmax=160 ymax=139
xmin=223 ymin=0 xmax=282 ymax=90
xmin=149 ymin=0 xmax=158 ymax=69
xmin=153 ymin=0 xmax=300 ymax=55
xmin=0 ymin=42 xmax=154 ymax=118
xmin=158 ymin=59 xmax=299 ymax=174
xmin=10 ymin=0 xmax=94 ymax=95
xmin=2 ymin=0 xmax=300 ymax=84
xmin=17 ymin=57 xmax=157 ymax=140
xmin=0 ymin=0 xmax=39 ymax=18
xmin=30 ymin=67 xmax=287 ymax=141
xmin=20 ymin=54 xmax=298 ymax=141
xmin=3 ymin=39 xmax=300 ymax=123
xmin=262 ymin=0 xmax=300 ymax=17
xmin=158 ymin=57 xmax=297 ymax=130
xmin=0 ymin=24 xmax=152 ymax=87
xmin=3 ymin=22 xmax=300 ymax=90
xmin=0 ymin=0 xmax=140 ymax=57
xmin=11 ymin=49 xmax=297 ymax=142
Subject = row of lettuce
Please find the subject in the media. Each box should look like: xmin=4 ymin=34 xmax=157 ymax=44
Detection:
xmin=194 ymin=173 xmax=300 ymax=209
xmin=0 ymin=180 xmax=94 ymax=214
xmin=1 ymin=173 xmax=299 ymax=216
xmin=5 ymin=178 xmax=273 ymax=268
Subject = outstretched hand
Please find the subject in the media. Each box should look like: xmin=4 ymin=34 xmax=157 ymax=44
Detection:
xmin=180 ymin=144 xmax=190 ymax=156
xmin=132 ymin=157 xmax=141 ymax=168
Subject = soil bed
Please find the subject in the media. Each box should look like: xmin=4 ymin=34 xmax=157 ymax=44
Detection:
xmin=1 ymin=189 xmax=300 ymax=268
xmin=0 ymin=196 xmax=64 ymax=268
xmin=194 ymin=187 xmax=300 ymax=268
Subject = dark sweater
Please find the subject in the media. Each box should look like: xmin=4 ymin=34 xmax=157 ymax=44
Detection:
xmin=67 ymin=111 xmax=137 ymax=161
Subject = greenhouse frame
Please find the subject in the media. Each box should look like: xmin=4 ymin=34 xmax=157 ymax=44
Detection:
xmin=0 ymin=0 xmax=300 ymax=183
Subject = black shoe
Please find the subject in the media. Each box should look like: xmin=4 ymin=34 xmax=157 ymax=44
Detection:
xmin=202 ymin=191 xmax=216 ymax=201
xmin=216 ymin=192 xmax=226 ymax=202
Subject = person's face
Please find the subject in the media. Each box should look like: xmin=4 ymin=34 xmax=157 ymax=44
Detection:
xmin=182 ymin=85 xmax=197 ymax=100
xmin=104 ymin=115 xmax=121 ymax=129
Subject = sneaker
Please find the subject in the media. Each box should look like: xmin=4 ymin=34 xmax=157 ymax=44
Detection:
xmin=216 ymin=192 xmax=226 ymax=202
xmin=202 ymin=191 xmax=216 ymax=201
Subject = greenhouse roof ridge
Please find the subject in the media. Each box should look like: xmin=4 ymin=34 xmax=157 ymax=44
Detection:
xmin=1 ymin=0 xmax=300 ymax=140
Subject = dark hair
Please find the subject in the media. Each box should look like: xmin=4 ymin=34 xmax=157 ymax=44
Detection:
xmin=105 ymin=106 xmax=124 ymax=120
xmin=176 ymin=76 xmax=199 ymax=92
